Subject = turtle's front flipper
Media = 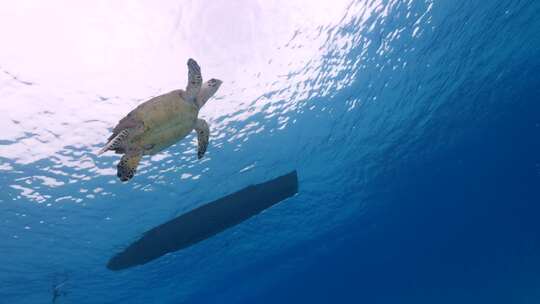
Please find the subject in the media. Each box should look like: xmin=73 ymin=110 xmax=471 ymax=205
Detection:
xmin=185 ymin=58 xmax=202 ymax=103
xmin=117 ymin=152 xmax=142 ymax=182
xmin=194 ymin=119 xmax=209 ymax=159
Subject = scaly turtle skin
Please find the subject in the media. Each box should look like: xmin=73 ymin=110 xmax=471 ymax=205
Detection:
xmin=98 ymin=58 xmax=222 ymax=182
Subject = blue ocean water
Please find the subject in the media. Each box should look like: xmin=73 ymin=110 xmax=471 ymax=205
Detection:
xmin=1 ymin=0 xmax=540 ymax=303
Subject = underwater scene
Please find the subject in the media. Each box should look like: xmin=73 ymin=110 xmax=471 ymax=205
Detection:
xmin=1 ymin=0 xmax=539 ymax=303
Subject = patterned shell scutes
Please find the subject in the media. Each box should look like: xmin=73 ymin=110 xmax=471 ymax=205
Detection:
xmin=129 ymin=90 xmax=199 ymax=155
xmin=132 ymin=90 xmax=195 ymax=130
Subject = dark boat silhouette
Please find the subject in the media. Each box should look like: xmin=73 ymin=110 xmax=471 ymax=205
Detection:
xmin=108 ymin=171 xmax=298 ymax=271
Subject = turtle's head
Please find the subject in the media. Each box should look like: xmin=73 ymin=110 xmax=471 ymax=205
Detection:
xmin=196 ymin=78 xmax=222 ymax=108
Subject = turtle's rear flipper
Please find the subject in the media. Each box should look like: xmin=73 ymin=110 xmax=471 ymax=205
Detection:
xmin=117 ymin=153 xmax=142 ymax=182
xmin=98 ymin=129 xmax=129 ymax=155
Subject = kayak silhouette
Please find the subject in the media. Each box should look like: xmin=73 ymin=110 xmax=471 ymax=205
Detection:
xmin=107 ymin=171 xmax=299 ymax=271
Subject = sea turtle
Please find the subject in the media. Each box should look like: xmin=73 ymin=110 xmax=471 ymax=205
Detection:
xmin=98 ymin=58 xmax=222 ymax=182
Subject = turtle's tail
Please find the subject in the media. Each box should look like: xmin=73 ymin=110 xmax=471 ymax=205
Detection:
xmin=98 ymin=129 xmax=129 ymax=155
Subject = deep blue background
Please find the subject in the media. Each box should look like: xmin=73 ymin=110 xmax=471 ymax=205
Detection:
xmin=244 ymin=67 xmax=540 ymax=303
xmin=188 ymin=10 xmax=540 ymax=302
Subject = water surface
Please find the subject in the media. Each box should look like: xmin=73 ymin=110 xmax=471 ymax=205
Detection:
xmin=1 ymin=1 xmax=539 ymax=303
